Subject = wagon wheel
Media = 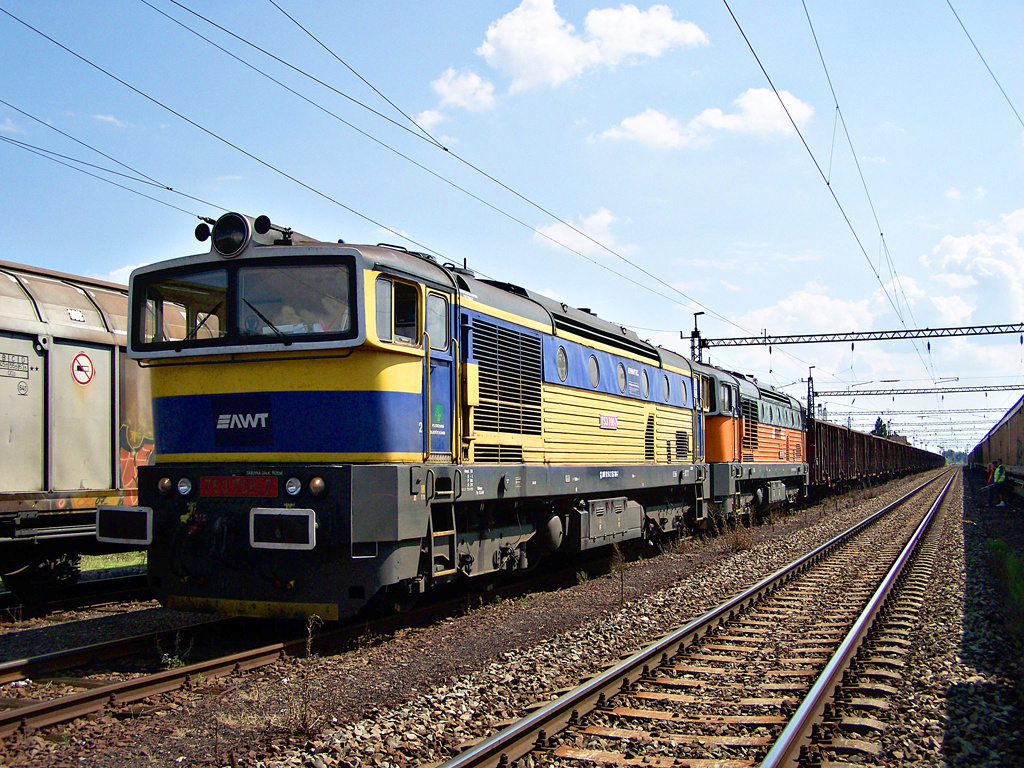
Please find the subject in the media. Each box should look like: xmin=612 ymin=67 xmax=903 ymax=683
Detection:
xmin=1 ymin=553 xmax=81 ymax=605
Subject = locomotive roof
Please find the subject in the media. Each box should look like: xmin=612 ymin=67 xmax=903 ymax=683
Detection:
xmin=692 ymin=360 xmax=802 ymax=409
xmin=369 ymin=244 xmax=691 ymax=372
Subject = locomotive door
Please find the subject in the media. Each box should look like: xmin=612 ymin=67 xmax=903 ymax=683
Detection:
xmin=425 ymin=291 xmax=456 ymax=461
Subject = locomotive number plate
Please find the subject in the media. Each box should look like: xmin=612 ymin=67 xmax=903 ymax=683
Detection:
xmin=200 ymin=476 xmax=279 ymax=497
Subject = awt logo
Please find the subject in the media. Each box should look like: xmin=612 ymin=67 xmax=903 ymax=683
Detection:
xmin=212 ymin=393 xmax=274 ymax=448
xmin=216 ymin=412 xmax=270 ymax=429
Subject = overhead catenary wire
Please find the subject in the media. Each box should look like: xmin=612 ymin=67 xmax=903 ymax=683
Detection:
xmin=129 ymin=0 xmax=704 ymax=314
xmin=0 ymin=4 xmax=442 ymax=258
xmin=721 ymin=0 xmax=924 ymax=344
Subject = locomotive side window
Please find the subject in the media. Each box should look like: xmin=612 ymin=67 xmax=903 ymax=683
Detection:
xmin=720 ymin=384 xmax=731 ymax=412
xmin=376 ymin=277 xmax=420 ymax=345
xmin=617 ymin=363 xmax=626 ymax=393
xmin=426 ymin=293 xmax=448 ymax=351
xmin=375 ymin=278 xmax=392 ymax=341
xmin=662 ymin=375 xmax=670 ymax=402
xmin=394 ymin=282 xmax=419 ymax=343
xmin=642 ymin=369 xmax=650 ymax=398
xmin=588 ymin=355 xmax=600 ymax=388
xmin=703 ymin=377 xmax=715 ymax=412
xmin=556 ymin=346 xmax=568 ymax=381
xmin=237 ymin=264 xmax=350 ymax=337
xmin=139 ymin=269 xmax=227 ymax=344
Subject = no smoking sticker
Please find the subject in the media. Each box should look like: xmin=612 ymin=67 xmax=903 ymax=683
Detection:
xmin=71 ymin=353 xmax=94 ymax=385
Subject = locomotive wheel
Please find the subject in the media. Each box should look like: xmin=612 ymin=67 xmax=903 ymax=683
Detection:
xmin=1 ymin=553 xmax=81 ymax=605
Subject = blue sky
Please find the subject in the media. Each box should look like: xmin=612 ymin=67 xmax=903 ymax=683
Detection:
xmin=2 ymin=0 xmax=1023 ymax=453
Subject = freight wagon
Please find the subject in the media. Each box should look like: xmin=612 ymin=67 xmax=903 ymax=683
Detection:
xmin=0 ymin=261 xmax=152 ymax=601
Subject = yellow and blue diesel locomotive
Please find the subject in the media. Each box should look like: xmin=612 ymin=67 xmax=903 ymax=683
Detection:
xmin=100 ymin=212 xmax=722 ymax=620
xmin=98 ymin=213 xmax=944 ymax=620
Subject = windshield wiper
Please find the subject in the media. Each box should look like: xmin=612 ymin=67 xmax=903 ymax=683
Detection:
xmin=243 ymin=299 xmax=285 ymax=337
xmin=185 ymin=302 xmax=222 ymax=340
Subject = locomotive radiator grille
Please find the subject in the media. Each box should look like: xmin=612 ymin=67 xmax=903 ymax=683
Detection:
xmin=473 ymin=444 xmax=525 ymax=463
xmin=741 ymin=398 xmax=759 ymax=451
xmin=472 ymin=320 xmax=543 ymax=436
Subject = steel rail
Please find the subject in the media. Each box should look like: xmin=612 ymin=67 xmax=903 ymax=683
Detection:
xmin=0 ymin=633 xmax=302 ymax=739
xmin=435 ymin=469 xmax=952 ymax=768
xmin=759 ymin=470 xmax=955 ymax=767
xmin=0 ymin=618 xmax=232 ymax=687
xmin=0 ymin=548 xmax=594 ymax=739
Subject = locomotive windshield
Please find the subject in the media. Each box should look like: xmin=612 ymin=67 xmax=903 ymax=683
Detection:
xmin=132 ymin=258 xmax=357 ymax=353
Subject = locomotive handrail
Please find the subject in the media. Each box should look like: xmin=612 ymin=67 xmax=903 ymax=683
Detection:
xmin=452 ymin=337 xmax=461 ymax=465
xmin=424 ymin=331 xmax=432 ymax=462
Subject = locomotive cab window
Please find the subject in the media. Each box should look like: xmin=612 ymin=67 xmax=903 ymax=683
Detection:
xmin=376 ymin=277 xmax=420 ymax=345
xmin=139 ymin=269 xmax=227 ymax=344
xmin=132 ymin=256 xmax=358 ymax=352
xmin=720 ymin=383 xmax=733 ymax=413
xmin=426 ymin=293 xmax=448 ymax=351
xmin=702 ymin=377 xmax=715 ymax=412
xmin=238 ymin=263 xmax=350 ymax=337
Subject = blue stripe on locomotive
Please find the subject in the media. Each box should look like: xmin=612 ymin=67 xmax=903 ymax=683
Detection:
xmin=152 ymin=390 xmax=423 ymax=455
xmin=461 ymin=308 xmax=693 ymax=409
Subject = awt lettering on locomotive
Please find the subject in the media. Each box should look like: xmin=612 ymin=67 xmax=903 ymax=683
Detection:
xmin=216 ymin=413 xmax=270 ymax=429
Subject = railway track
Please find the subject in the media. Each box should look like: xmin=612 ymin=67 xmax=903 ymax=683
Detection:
xmin=0 ymin=551 xmax=591 ymax=740
xmin=438 ymin=469 xmax=955 ymax=768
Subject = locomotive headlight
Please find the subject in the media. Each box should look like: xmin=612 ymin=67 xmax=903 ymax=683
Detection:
xmin=158 ymin=477 xmax=173 ymax=495
xmin=285 ymin=477 xmax=302 ymax=497
xmin=308 ymin=477 xmax=326 ymax=496
xmin=211 ymin=212 xmax=251 ymax=258
xmin=177 ymin=478 xmax=193 ymax=496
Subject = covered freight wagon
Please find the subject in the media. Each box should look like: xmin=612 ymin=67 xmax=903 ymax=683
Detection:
xmin=0 ymin=260 xmax=152 ymax=601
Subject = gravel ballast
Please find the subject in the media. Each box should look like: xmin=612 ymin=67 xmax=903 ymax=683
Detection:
xmin=1 ymin=468 xmax=1021 ymax=768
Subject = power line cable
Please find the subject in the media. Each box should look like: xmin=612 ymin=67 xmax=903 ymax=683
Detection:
xmin=162 ymin=0 xmax=738 ymax=331
xmin=132 ymin=1 xmax=702 ymax=313
xmin=721 ymin=0 xmax=911 ymax=328
xmin=0 ymin=135 xmax=200 ymax=217
xmin=0 ymin=4 xmax=441 ymax=257
xmin=946 ymin=0 xmax=1024 ymax=129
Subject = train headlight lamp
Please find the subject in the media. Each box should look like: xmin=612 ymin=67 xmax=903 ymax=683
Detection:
xmin=285 ymin=477 xmax=302 ymax=497
xmin=177 ymin=478 xmax=193 ymax=496
xmin=158 ymin=477 xmax=173 ymax=495
xmin=211 ymin=212 xmax=251 ymax=258
xmin=308 ymin=477 xmax=326 ymax=496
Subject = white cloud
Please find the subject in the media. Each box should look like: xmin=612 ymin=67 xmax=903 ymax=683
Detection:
xmin=431 ymin=69 xmax=496 ymax=111
xmin=945 ymin=187 xmax=962 ymax=200
xmin=533 ymin=208 xmax=635 ymax=257
xmin=919 ymin=208 xmax=1024 ymax=324
xmin=0 ymin=117 xmax=21 ymax=134
xmin=931 ymin=272 xmax=977 ymax=290
xmin=688 ymin=88 xmax=813 ymax=137
xmin=477 ymin=0 xmax=708 ymax=93
xmin=104 ymin=263 xmax=145 ymax=285
xmin=92 ymin=114 xmax=126 ymax=128
xmin=930 ymin=294 xmax=974 ymax=325
xmin=598 ymin=108 xmax=692 ymax=147
xmin=598 ymin=88 xmax=813 ymax=149
xmin=737 ymin=282 xmax=873 ymax=336
xmin=415 ymin=109 xmax=446 ymax=132
xmin=974 ymin=186 xmax=987 ymax=200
